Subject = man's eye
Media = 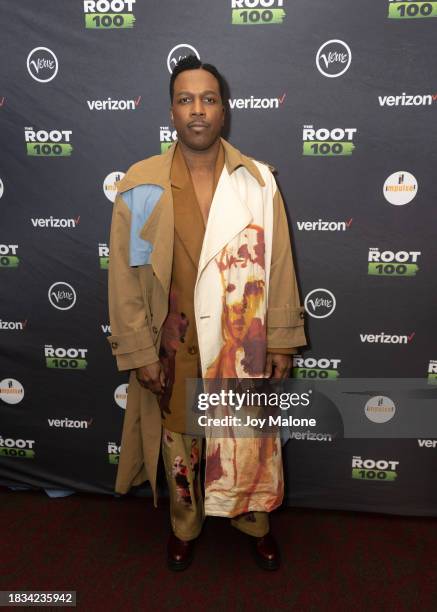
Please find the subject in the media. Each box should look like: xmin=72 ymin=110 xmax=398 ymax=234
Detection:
xmin=205 ymin=97 xmax=216 ymax=103
xmin=178 ymin=97 xmax=191 ymax=104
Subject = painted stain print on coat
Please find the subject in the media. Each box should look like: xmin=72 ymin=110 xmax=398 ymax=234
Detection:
xmin=190 ymin=439 xmax=200 ymax=502
xmin=206 ymin=225 xmax=267 ymax=379
xmin=172 ymin=455 xmax=192 ymax=506
xmin=204 ymin=223 xmax=284 ymax=517
xmin=159 ymin=288 xmax=189 ymax=418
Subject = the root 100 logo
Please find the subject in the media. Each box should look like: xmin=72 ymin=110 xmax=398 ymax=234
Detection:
xmin=231 ymin=0 xmax=286 ymax=24
xmin=292 ymin=356 xmax=341 ymax=379
xmin=368 ymin=248 xmax=421 ymax=276
xmin=84 ymin=0 xmax=136 ymax=28
xmin=25 ymin=127 xmax=73 ymax=157
xmin=108 ymin=442 xmax=121 ymax=464
xmin=0 ymin=245 xmax=19 ymax=268
xmin=0 ymin=437 xmax=35 ymax=459
xmin=99 ymin=244 xmax=109 ymax=269
xmin=45 ymin=345 xmax=88 ymax=369
xmin=303 ymin=125 xmax=357 ymax=156
xmin=352 ymin=456 xmax=399 ymax=481
xmin=160 ymin=126 xmax=177 ymax=152
xmin=388 ymin=1 xmax=437 ymax=19
xmin=428 ymin=360 xmax=437 ymax=384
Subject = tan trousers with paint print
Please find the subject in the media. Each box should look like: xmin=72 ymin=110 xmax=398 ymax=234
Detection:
xmin=161 ymin=428 xmax=269 ymax=541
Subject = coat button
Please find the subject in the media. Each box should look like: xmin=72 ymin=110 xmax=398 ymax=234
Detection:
xmin=152 ymin=326 xmax=158 ymax=334
xmin=188 ymin=345 xmax=198 ymax=355
xmin=300 ymin=311 xmax=304 ymax=319
xmin=111 ymin=342 xmax=118 ymax=349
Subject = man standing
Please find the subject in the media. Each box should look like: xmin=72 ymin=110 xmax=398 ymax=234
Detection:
xmin=107 ymin=56 xmax=307 ymax=571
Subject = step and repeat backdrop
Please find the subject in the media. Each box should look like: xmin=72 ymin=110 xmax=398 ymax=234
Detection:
xmin=1 ymin=1 xmax=437 ymax=514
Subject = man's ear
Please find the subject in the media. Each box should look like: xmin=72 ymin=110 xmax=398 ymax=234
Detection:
xmin=170 ymin=108 xmax=174 ymax=125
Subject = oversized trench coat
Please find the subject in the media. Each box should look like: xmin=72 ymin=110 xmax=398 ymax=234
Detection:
xmin=107 ymin=138 xmax=307 ymax=504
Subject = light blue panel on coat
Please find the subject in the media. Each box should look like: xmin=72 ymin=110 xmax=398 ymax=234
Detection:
xmin=121 ymin=184 xmax=163 ymax=266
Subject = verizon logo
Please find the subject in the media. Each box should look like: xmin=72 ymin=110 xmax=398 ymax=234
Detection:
xmin=378 ymin=93 xmax=437 ymax=107
xmin=418 ymin=439 xmax=437 ymax=448
xmin=228 ymin=93 xmax=286 ymax=110
xmin=48 ymin=418 xmax=93 ymax=429
xmin=86 ymin=96 xmax=141 ymax=111
xmin=296 ymin=218 xmax=353 ymax=231
xmin=360 ymin=332 xmax=415 ymax=344
xmin=31 ymin=216 xmax=80 ymax=228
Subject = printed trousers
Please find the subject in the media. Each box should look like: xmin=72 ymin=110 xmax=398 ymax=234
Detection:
xmin=161 ymin=428 xmax=269 ymax=541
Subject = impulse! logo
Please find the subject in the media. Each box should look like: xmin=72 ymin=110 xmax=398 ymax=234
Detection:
xmin=0 ymin=379 xmax=25 ymax=405
xmin=103 ymin=171 xmax=125 ymax=202
xmin=292 ymin=356 xmax=341 ymax=379
xmin=303 ymin=125 xmax=357 ymax=156
xmin=83 ymin=0 xmax=136 ymax=28
xmin=368 ymin=248 xmax=421 ymax=276
xmin=99 ymin=244 xmax=109 ymax=269
xmin=388 ymin=0 xmax=437 ymax=19
xmin=0 ymin=245 xmax=20 ymax=268
xmin=25 ymin=127 xmax=73 ymax=157
xmin=231 ymin=0 xmax=286 ymax=24
xmin=114 ymin=384 xmax=128 ymax=409
xmin=383 ymin=172 xmax=418 ymax=206
xmin=44 ymin=345 xmax=88 ymax=370
xmin=160 ymin=126 xmax=177 ymax=152
xmin=352 ymin=456 xmax=399 ymax=481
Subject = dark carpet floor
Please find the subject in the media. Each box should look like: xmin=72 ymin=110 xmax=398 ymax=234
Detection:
xmin=2 ymin=486 xmax=437 ymax=611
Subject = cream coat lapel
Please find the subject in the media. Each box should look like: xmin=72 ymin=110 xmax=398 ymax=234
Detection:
xmin=197 ymin=166 xmax=253 ymax=279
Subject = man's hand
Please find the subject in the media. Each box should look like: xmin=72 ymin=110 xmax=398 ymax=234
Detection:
xmin=264 ymin=353 xmax=292 ymax=379
xmin=136 ymin=361 xmax=166 ymax=395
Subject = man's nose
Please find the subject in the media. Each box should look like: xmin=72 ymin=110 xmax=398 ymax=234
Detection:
xmin=191 ymin=97 xmax=205 ymax=115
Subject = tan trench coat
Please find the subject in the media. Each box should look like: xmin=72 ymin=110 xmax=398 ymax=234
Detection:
xmin=107 ymin=139 xmax=307 ymax=503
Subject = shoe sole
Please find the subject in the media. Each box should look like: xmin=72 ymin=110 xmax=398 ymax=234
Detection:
xmin=167 ymin=555 xmax=194 ymax=571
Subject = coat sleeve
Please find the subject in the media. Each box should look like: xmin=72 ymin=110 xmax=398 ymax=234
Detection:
xmin=107 ymin=193 xmax=159 ymax=371
xmin=266 ymin=185 xmax=307 ymax=354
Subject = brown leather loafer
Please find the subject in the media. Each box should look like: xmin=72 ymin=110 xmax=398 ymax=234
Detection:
xmin=167 ymin=533 xmax=195 ymax=571
xmin=252 ymin=532 xmax=280 ymax=570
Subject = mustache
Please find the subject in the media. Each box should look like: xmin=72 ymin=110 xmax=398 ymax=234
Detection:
xmin=187 ymin=120 xmax=210 ymax=127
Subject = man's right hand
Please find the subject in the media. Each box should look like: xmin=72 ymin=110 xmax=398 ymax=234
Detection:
xmin=136 ymin=361 xmax=166 ymax=395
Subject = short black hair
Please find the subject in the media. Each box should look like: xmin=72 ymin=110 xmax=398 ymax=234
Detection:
xmin=169 ymin=55 xmax=226 ymax=103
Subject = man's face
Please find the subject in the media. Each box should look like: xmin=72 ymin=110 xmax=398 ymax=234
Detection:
xmin=170 ymin=68 xmax=225 ymax=151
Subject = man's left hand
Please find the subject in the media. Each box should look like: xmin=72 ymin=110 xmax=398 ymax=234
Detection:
xmin=264 ymin=353 xmax=292 ymax=379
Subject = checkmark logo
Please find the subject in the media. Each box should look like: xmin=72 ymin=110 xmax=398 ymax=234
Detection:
xmin=433 ymin=94 xmax=437 ymax=101
xmin=134 ymin=95 xmax=141 ymax=107
xmin=278 ymin=93 xmax=286 ymax=105
xmin=346 ymin=217 xmax=353 ymax=227
xmin=408 ymin=332 xmax=415 ymax=342
xmin=0 ymin=97 xmax=5 ymax=107
xmin=74 ymin=215 xmax=81 ymax=226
